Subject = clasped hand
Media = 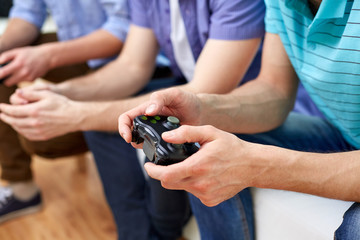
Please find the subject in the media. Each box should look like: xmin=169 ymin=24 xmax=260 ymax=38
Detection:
xmin=0 ymin=83 xmax=81 ymax=140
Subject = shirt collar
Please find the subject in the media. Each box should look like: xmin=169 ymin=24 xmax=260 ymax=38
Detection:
xmin=285 ymin=0 xmax=347 ymax=20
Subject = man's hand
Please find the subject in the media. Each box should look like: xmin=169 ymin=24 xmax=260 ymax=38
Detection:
xmin=118 ymin=88 xmax=203 ymax=143
xmin=144 ymin=125 xmax=259 ymax=207
xmin=10 ymin=81 xmax=55 ymax=105
xmin=0 ymin=89 xmax=82 ymax=140
xmin=0 ymin=45 xmax=52 ymax=86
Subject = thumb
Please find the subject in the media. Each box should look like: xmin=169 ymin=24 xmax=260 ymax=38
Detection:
xmin=162 ymin=125 xmax=220 ymax=145
xmin=17 ymin=89 xmax=48 ymax=103
xmin=145 ymin=88 xmax=182 ymax=115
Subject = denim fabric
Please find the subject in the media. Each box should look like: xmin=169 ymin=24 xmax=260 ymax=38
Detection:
xmin=189 ymin=188 xmax=254 ymax=240
xmin=190 ymin=112 xmax=358 ymax=239
xmin=84 ymin=77 xmax=189 ymax=240
xmin=335 ymin=203 xmax=360 ymax=240
xmin=237 ymin=112 xmax=356 ymax=153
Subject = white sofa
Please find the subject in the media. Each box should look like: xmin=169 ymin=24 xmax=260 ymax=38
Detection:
xmin=183 ymin=188 xmax=353 ymax=240
xmin=252 ymin=188 xmax=353 ymax=240
xmin=138 ymin=150 xmax=354 ymax=240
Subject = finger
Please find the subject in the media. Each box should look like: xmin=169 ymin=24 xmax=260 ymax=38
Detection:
xmin=0 ymin=112 xmax=35 ymax=128
xmin=0 ymin=103 xmax=35 ymax=118
xmin=118 ymin=103 xmax=148 ymax=142
xmin=130 ymin=142 xmax=144 ymax=149
xmin=144 ymin=157 xmax=194 ymax=186
xmin=118 ymin=113 xmax=133 ymax=142
xmin=32 ymin=81 xmax=52 ymax=91
xmin=3 ymin=66 xmax=35 ymax=86
xmin=162 ymin=125 xmax=220 ymax=145
xmin=0 ymin=50 xmax=16 ymax=65
xmin=15 ymin=89 xmax=49 ymax=102
xmin=144 ymin=162 xmax=188 ymax=190
xmin=145 ymin=88 xmax=181 ymax=115
xmin=10 ymin=90 xmax=29 ymax=105
xmin=0 ymin=115 xmax=46 ymax=141
xmin=0 ymin=61 xmax=19 ymax=83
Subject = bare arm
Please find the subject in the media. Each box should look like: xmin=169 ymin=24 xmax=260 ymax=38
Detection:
xmin=196 ymin=33 xmax=299 ymax=133
xmin=119 ymin=33 xmax=299 ymax=137
xmin=143 ymin=125 xmax=360 ymax=207
xmin=0 ymin=18 xmax=39 ymax=53
xmin=0 ymin=26 xmax=125 ymax=86
xmin=252 ymin=145 xmax=360 ymax=202
xmin=54 ymin=25 xmax=159 ymax=101
xmin=180 ymin=37 xmax=262 ymax=94
xmin=33 ymin=29 xmax=124 ymax=69
xmin=1 ymin=31 xmax=263 ymax=138
xmin=63 ymin=35 xmax=263 ymax=131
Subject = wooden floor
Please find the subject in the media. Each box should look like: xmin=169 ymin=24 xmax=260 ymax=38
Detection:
xmin=0 ymin=153 xmax=117 ymax=240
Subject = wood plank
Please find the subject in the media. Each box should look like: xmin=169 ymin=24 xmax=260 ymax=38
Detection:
xmin=0 ymin=153 xmax=116 ymax=240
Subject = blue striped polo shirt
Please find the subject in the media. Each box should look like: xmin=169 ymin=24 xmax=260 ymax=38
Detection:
xmin=264 ymin=0 xmax=360 ymax=149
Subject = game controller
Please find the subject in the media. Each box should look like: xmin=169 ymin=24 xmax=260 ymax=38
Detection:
xmin=132 ymin=115 xmax=199 ymax=165
xmin=0 ymin=62 xmax=9 ymax=84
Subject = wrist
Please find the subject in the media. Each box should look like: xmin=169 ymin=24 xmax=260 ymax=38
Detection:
xmin=70 ymin=101 xmax=88 ymax=132
xmin=52 ymin=81 xmax=74 ymax=98
xmin=197 ymin=93 xmax=225 ymax=126
xmin=40 ymin=43 xmax=60 ymax=69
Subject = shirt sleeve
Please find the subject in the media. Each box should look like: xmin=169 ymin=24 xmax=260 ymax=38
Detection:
xmin=9 ymin=0 xmax=47 ymax=29
xmin=264 ymin=0 xmax=281 ymax=34
xmin=129 ymin=0 xmax=151 ymax=29
xmin=99 ymin=0 xmax=131 ymax=42
xmin=209 ymin=0 xmax=265 ymax=40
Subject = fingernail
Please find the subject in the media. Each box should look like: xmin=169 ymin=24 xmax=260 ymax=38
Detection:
xmin=120 ymin=131 xmax=125 ymax=139
xmin=163 ymin=131 xmax=174 ymax=138
xmin=146 ymin=104 xmax=156 ymax=114
xmin=16 ymin=89 xmax=23 ymax=95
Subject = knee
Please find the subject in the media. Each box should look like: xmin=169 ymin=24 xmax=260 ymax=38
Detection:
xmin=335 ymin=203 xmax=360 ymax=240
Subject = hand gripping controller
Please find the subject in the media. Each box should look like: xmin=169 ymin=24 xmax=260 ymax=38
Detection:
xmin=132 ymin=115 xmax=199 ymax=165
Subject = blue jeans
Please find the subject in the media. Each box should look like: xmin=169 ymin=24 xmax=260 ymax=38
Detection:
xmin=189 ymin=188 xmax=254 ymax=240
xmin=190 ymin=112 xmax=359 ymax=239
xmin=85 ymin=77 xmax=190 ymax=240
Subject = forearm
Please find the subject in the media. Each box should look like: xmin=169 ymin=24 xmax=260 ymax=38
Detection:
xmin=77 ymin=94 xmax=152 ymax=131
xmin=250 ymin=145 xmax=360 ymax=202
xmin=0 ymin=18 xmax=39 ymax=53
xmin=197 ymin=79 xmax=295 ymax=133
xmin=43 ymin=30 xmax=124 ymax=69
xmin=55 ymin=57 xmax=154 ymax=101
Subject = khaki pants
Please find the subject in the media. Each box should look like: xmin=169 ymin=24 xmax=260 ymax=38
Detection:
xmin=0 ymin=33 xmax=89 ymax=182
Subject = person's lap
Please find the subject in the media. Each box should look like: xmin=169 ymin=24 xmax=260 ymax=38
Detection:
xmin=190 ymin=112 xmax=359 ymax=239
xmin=0 ymin=33 xmax=89 ymax=181
xmin=84 ymin=77 xmax=190 ymax=240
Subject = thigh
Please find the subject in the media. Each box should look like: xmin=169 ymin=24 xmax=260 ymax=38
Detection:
xmin=146 ymin=175 xmax=191 ymax=240
xmin=84 ymin=131 xmax=151 ymax=239
xmin=335 ymin=203 xmax=360 ymax=240
xmin=237 ymin=112 xmax=356 ymax=153
xmin=189 ymin=188 xmax=254 ymax=240
xmin=19 ymin=33 xmax=91 ymax=157
xmin=19 ymin=132 xmax=88 ymax=159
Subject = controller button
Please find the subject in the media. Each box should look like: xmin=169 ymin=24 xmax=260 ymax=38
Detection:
xmin=141 ymin=116 xmax=148 ymax=120
xmin=154 ymin=116 xmax=161 ymax=120
xmin=150 ymin=119 xmax=157 ymax=124
xmin=171 ymin=143 xmax=183 ymax=149
xmin=167 ymin=116 xmax=180 ymax=125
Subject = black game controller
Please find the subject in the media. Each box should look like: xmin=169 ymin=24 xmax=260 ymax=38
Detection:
xmin=0 ymin=62 xmax=9 ymax=84
xmin=132 ymin=115 xmax=199 ymax=165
